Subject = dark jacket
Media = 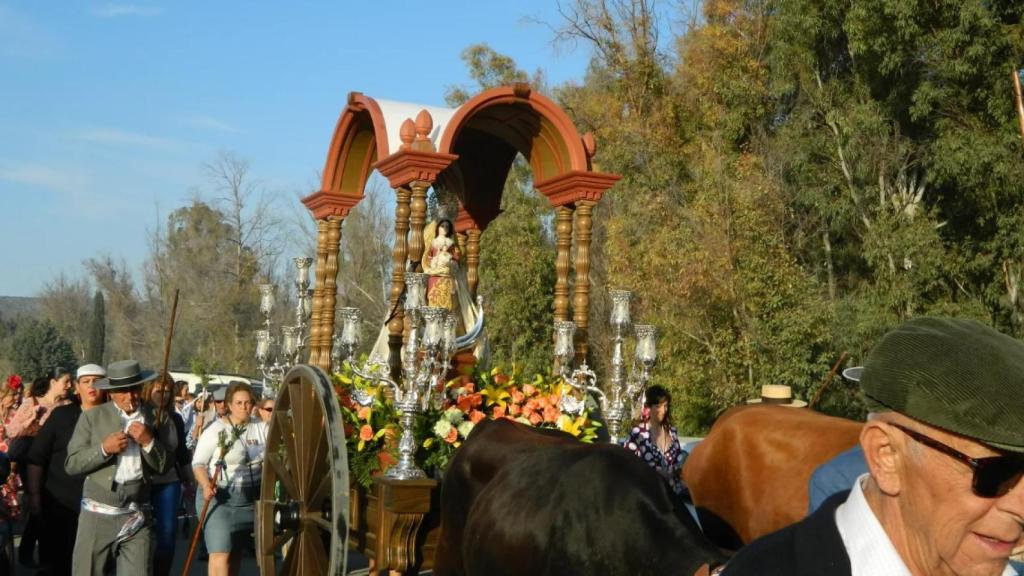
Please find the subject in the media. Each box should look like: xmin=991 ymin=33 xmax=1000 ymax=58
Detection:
xmin=27 ymin=403 xmax=84 ymax=510
xmin=723 ymin=490 xmax=852 ymax=576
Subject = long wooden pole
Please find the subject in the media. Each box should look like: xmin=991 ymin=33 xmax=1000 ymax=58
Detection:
xmin=181 ymin=464 xmax=222 ymax=576
xmin=808 ymin=352 xmax=847 ymax=411
xmin=155 ymin=289 xmax=180 ymax=425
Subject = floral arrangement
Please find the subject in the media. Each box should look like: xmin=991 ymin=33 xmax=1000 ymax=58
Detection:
xmin=333 ymin=363 xmax=601 ymax=488
xmin=335 ymin=365 xmax=400 ymax=489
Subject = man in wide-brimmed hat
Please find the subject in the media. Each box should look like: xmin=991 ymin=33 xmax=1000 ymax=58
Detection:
xmin=725 ymin=317 xmax=1024 ymax=576
xmin=65 ymin=359 xmax=173 ymax=575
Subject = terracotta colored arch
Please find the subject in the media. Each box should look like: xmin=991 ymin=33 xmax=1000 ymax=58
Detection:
xmin=304 ymin=92 xmax=390 ymax=218
xmin=437 ymin=85 xmax=595 ymax=230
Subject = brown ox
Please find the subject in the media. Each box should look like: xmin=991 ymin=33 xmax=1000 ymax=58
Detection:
xmin=682 ymin=404 xmax=861 ymax=547
xmin=435 ymin=418 xmax=726 ymax=576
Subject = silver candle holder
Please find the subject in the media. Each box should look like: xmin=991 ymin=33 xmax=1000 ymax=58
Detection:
xmin=556 ymin=289 xmax=658 ymax=443
xmin=336 ymin=273 xmax=459 ymax=480
xmin=255 ymin=257 xmax=314 ymax=394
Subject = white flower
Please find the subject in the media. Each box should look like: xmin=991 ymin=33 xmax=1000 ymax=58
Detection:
xmin=444 ymin=407 xmax=464 ymax=424
xmin=433 ymin=418 xmax=453 ymax=439
xmin=457 ymin=420 xmax=474 ymax=438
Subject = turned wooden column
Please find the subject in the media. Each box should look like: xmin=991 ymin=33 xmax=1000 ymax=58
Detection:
xmin=554 ymin=205 xmax=574 ymax=323
xmin=373 ymin=110 xmax=457 ymax=376
xmin=572 ymin=200 xmax=596 ymax=362
xmin=301 ymin=189 xmax=362 ymax=372
xmin=307 ymin=219 xmax=330 ymax=367
xmin=466 ymin=228 xmax=481 ymax=298
xmin=388 ymin=187 xmax=412 ymax=376
xmin=407 ymin=182 xmax=429 ymax=271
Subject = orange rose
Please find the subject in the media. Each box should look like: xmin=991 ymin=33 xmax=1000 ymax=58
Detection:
xmin=444 ymin=427 xmax=459 ymax=444
xmin=528 ymin=412 xmax=543 ymax=426
xmin=378 ymin=451 xmax=397 ymax=469
xmin=492 ymin=406 xmax=506 ymax=418
xmin=494 ymin=374 xmax=510 ymax=385
xmin=522 ymin=384 xmax=537 ymax=396
xmin=359 ymin=425 xmax=374 ymax=442
xmin=511 ymin=389 xmax=525 ymax=404
xmin=463 ymin=381 xmax=475 ymax=393
xmin=357 ymin=406 xmax=372 ymax=421
xmin=508 ymin=403 xmax=522 ymax=416
xmin=469 ymin=410 xmax=486 ymax=424
xmin=543 ymin=405 xmax=560 ymax=423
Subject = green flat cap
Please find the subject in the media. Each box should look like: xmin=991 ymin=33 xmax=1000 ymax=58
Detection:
xmin=860 ymin=317 xmax=1024 ymax=453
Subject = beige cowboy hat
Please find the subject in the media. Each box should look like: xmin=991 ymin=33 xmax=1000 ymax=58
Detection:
xmin=746 ymin=384 xmax=807 ymax=408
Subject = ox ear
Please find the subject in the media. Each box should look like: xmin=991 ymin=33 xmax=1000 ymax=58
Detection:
xmin=693 ymin=564 xmax=711 ymax=576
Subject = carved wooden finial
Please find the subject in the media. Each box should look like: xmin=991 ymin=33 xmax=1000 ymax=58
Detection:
xmin=414 ymin=110 xmax=434 ymax=141
xmin=582 ymin=132 xmax=597 ymax=158
xmin=346 ymin=91 xmax=363 ymax=111
xmin=513 ymin=82 xmax=532 ymax=99
xmin=399 ymin=118 xmax=415 ymax=150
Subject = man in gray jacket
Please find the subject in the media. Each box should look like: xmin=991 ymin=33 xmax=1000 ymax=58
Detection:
xmin=65 ymin=359 xmax=172 ymax=575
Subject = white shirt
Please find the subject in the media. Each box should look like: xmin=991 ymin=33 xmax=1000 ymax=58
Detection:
xmin=104 ymin=405 xmax=153 ymax=484
xmin=192 ymin=418 xmax=267 ymax=487
xmin=836 ymin=474 xmax=1019 ymax=576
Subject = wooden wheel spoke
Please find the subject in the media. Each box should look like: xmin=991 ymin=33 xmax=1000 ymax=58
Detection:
xmin=266 ymin=453 xmax=300 ymax=502
xmin=280 ymin=530 xmax=299 ymax=576
xmin=272 ymin=528 xmax=296 ymax=552
xmin=303 ymin=513 xmax=332 ymax=533
xmin=309 ymin=472 xmax=331 ymax=512
xmin=302 ymin=522 xmax=329 ymax=575
xmin=273 ymin=406 xmax=299 ymax=475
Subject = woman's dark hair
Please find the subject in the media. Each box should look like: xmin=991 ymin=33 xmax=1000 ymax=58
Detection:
xmin=644 ymin=385 xmax=672 ymax=426
xmin=51 ymin=366 xmax=72 ymax=381
xmin=437 ymin=219 xmax=454 ymax=237
xmin=30 ymin=376 xmax=51 ymax=398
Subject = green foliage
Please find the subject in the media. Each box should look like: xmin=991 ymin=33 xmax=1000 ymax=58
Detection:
xmin=86 ymin=290 xmax=105 ymax=364
xmin=10 ymin=318 xmax=76 ymax=379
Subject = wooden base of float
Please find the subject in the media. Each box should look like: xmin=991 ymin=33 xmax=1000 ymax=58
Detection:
xmin=350 ymin=477 xmax=441 ymax=575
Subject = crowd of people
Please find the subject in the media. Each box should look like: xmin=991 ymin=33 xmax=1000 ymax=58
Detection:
xmin=0 ymin=362 xmax=273 ymax=576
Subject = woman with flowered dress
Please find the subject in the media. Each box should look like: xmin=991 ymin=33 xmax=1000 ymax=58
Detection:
xmin=622 ymin=385 xmax=689 ymax=496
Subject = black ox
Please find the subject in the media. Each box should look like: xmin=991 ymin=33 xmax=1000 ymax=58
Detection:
xmin=433 ymin=418 xmax=726 ymax=576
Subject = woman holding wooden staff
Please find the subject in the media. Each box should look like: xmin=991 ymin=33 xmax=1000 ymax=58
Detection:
xmin=190 ymin=381 xmax=266 ymax=576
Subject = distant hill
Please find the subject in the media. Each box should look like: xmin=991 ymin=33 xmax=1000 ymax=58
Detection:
xmin=0 ymin=296 xmax=41 ymax=320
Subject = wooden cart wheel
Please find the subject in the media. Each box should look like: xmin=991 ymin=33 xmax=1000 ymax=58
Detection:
xmin=257 ymin=364 xmax=349 ymax=575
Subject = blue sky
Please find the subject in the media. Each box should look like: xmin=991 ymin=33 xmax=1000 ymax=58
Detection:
xmin=0 ymin=1 xmax=600 ymax=297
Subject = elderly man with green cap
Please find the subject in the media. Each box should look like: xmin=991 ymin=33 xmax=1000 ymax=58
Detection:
xmin=725 ymin=317 xmax=1024 ymax=576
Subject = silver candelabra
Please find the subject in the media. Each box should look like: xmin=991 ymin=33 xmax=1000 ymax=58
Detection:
xmin=335 ymin=273 xmax=458 ymax=480
xmin=556 ymin=289 xmax=658 ymax=444
xmin=255 ymin=257 xmax=314 ymax=394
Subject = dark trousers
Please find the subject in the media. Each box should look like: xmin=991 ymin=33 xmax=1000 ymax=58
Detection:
xmin=39 ymin=493 xmax=78 ymax=576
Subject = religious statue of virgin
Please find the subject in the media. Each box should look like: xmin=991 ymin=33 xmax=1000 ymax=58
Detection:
xmin=421 ymin=219 xmax=459 ymax=310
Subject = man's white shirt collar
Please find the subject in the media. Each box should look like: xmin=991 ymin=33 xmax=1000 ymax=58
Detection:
xmin=836 ymin=473 xmax=1018 ymax=576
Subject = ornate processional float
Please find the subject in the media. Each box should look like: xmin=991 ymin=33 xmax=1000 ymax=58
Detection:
xmin=255 ymin=84 xmax=663 ymax=575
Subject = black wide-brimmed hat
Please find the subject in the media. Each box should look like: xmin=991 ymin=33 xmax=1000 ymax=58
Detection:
xmin=94 ymin=359 xmax=158 ymax=391
xmin=860 ymin=317 xmax=1024 ymax=453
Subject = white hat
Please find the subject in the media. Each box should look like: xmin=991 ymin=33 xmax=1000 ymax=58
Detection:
xmin=76 ymin=364 xmax=106 ymax=379
xmin=745 ymin=384 xmax=807 ymax=408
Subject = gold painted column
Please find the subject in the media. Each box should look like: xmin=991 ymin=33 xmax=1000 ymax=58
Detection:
xmin=307 ymin=219 xmax=330 ymax=368
xmin=388 ymin=187 xmax=412 ymax=376
xmin=554 ymin=205 xmax=574 ymax=322
xmin=572 ymin=200 xmax=596 ymax=362
xmin=314 ymin=216 xmax=344 ymax=370
xmin=466 ymin=228 xmax=481 ymax=298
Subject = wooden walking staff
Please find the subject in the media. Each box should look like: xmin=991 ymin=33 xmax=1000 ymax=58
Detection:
xmin=155 ymin=288 xmax=180 ymax=426
xmin=808 ymin=351 xmax=848 ymax=410
xmin=181 ymin=441 xmax=232 ymax=575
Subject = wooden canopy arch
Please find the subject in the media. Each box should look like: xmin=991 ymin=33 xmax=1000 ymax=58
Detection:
xmin=301 ymin=85 xmax=620 ymax=372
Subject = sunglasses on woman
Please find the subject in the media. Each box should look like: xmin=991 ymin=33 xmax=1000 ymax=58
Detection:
xmin=890 ymin=423 xmax=1024 ymax=498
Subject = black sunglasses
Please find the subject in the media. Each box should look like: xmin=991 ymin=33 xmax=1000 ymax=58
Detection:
xmin=890 ymin=423 xmax=1024 ymax=498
